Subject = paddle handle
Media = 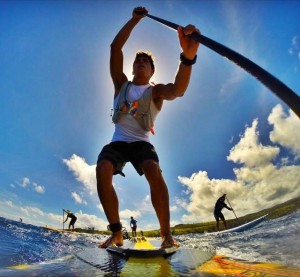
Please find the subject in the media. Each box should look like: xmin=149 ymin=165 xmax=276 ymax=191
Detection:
xmin=145 ymin=14 xmax=300 ymax=119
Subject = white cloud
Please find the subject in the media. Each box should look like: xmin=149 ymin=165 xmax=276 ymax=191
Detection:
xmin=20 ymin=206 xmax=44 ymax=218
xmin=170 ymin=205 xmax=178 ymax=212
xmin=289 ymin=35 xmax=300 ymax=62
xmin=120 ymin=209 xmax=141 ymax=220
xmin=20 ymin=177 xmax=30 ymax=188
xmin=63 ymin=154 xmax=96 ymax=194
xmin=97 ymin=203 xmax=104 ymax=212
xmin=18 ymin=177 xmax=46 ymax=194
xmin=76 ymin=210 xmax=108 ymax=230
xmin=71 ymin=191 xmax=87 ymax=205
xmin=47 ymin=213 xmax=64 ymax=224
xmin=227 ymin=118 xmax=279 ymax=167
xmin=177 ymin=106 xmax=300 ymax=223
xmin=32 ymin=183 xmax=45 ymax=194
xmin=268 ymin=104 xmax=300 ymax=158
xmin=136 ymin=195 xmax=156 ymax=214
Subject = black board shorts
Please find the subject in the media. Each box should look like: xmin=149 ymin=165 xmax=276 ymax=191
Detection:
xmin=97 ymin=141 xmax=159 ymax=176
xmin=214 ymin=211 xmax=225 ymax=221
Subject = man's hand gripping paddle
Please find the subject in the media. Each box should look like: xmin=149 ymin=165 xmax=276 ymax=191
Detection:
xmin=145 ymin=13 xmax=300 ymax=119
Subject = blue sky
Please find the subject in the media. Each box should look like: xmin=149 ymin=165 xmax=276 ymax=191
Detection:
xmin=1 ymin=0 xmax=300 ymax=232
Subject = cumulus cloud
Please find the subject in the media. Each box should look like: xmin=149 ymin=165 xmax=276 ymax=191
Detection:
xmin=75 ymin=210 xmax=108 ymax=230
xmin=20 ymin=206 xmax=44 ymax=218
xmin=268 ymin=104 xmax=300 ymax=159
xmin=120 ymin=209 xmax=141 ymax=219
xmin=228 ymin=118 xmax=280 ymax=167
xmin=47 ymin=213 xmax=63 ymax=224
xmin=18 ymin=177 xmax=45 ymax=194
xmin=32 ymin=183 xmax=45 ymax=194
xmin=63 ymin=154 xmax=96 ymax=194
xmin=177 ymin=105 xmax=300 ymax=223
xmin=71 ymin=191 xmax=87 ymax=205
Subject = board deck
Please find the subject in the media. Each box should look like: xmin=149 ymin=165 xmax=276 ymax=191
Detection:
xmin=107 ymin=237 xmax=178 ymax=257
xmin=75 ymin=238 xmax=215 ymax=276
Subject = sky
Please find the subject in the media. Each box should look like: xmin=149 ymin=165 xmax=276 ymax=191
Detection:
xmin=1 ymin=0 xmax=300 ymax=233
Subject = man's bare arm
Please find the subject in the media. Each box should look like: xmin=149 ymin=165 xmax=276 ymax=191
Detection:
xmin=110 ymin=7 xmax=147 ymax=95
xmin=153 ymin=25 xmax=200 ymax=103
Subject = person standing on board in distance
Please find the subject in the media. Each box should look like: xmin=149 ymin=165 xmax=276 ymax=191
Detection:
xmin=63 ymin=210 xmax=77 ymax=230
xmin=96 ymin=6 xmax=200 ymax=248
xmin=130 ymin=216 xmax=138 ymax=237
xmin=214 ymin=194 xmax=233 ymax=231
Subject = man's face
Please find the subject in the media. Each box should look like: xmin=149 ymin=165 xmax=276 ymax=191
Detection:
xmin=133 ymin=56 xmax=154 ymax=78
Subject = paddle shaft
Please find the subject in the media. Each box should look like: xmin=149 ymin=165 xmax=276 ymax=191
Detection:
xmin=225 ymin=196 xmax=238 ymax=220
xmin=63 ymin=209 xmax=65 ymax=230
xmin=146 ymin=14 xmax=300 ymax=118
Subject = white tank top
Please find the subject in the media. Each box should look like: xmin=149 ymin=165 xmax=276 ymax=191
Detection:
xmin=111 ymin=84 xmax=159 ymax=143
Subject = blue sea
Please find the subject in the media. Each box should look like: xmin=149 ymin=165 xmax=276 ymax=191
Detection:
xmin=0 ymin=212 xmax=299 ymax=276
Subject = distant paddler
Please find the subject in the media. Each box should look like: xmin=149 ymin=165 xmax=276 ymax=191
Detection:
xmin=130 ymin=216 xmax=138 ymax=237
xmin=214 ymin=194 xmax=233 ymax=231
xmin=63 ymin=209 xmax=77 ymax=231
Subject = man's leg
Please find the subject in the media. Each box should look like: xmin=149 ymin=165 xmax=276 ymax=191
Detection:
xmin=220 ymin=213 xmax=227 ymax=230
xmin=141 ymin=160 xmax=179 ymax=248
xmin=96 ymin=159 xmax=123 ymax=248
xmin=222 ymin=219 xmax=228 ymax=229
xmin=216 ymin=220 xmax=220 ymax=231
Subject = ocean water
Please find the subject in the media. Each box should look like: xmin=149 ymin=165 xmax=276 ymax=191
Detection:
xmin=0 ymin=211 xmax=299 ymax=276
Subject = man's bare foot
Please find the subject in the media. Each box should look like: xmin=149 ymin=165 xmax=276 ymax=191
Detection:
xmin=98 ymin=231 xmax=123 ymax=248
xmin=161 ymin=233 xmax=180 ymax=249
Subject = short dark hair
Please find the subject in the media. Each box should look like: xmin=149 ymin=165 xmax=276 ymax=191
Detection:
xmin=135 ymin=51 xmax=155 ymax=72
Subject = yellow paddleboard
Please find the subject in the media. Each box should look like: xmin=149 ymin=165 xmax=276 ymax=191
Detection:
xmin=107 ymin=237 xmax=178 ymax=257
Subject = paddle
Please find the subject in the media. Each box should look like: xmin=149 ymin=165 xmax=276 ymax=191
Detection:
xmin=63 ymin=209 xmax=66 ymax=230
xmin=225 ymin=195 xmax=238 ymax=220
xmin=145 ymin=13 xmax=300 ymax=118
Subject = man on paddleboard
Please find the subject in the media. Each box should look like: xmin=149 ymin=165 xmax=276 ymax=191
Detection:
xmin=214 ymin=194 xmax=233 ymax=231
xmin=63 ymin=210 xmax=77 ymax=230
xmin=130 ymin=216 xmax=138 ymax=238
xmin=96 ymin=6 xmax=200 ymax=248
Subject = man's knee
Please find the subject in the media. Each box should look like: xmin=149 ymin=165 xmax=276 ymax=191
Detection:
xmin=141 ymin=160 xmax=161 ymax=176
xmin=96 ymin=160 xmax=115 ymax=180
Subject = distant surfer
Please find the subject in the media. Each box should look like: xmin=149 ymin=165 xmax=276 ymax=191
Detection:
xmin=96 ymin=6 xmax=200 ymax=249
xmin=214 ymin=194 xmax=233 ymax=231
xmin=63 ymin=210 xmax=77 ymax=230
xmin=20 ymin=218 xmax=22 ymax=223
xmin=130 ymin=216 xmax=137 ymax=237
